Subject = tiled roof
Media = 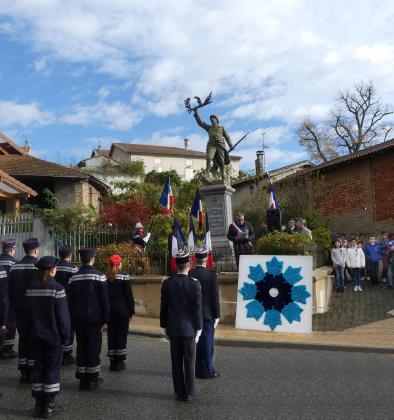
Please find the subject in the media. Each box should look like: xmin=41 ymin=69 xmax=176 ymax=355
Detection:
xmin=111 ymin=143 xmax=242 ymax=160
xmin=91 ymin=148 xmax=110 ymax=158
xmin=0 ymin=170 xmax=37 ymax=196
xmin=0 ymin=132 xmax=27 ymax=155
xmin=304 ymin=139 xmax=394 ymax=173
xmin=0 ymin=155 xmax=89 ymax=178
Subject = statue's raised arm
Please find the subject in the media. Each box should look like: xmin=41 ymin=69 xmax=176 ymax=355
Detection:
xmin=193 ymin=109 xmax=211 ymax=132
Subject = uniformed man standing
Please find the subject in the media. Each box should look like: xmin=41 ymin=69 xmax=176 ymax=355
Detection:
xmin=0 ymin=239 xmax=18 ymax=359
xmin=54 ymin=245 xmax=78 ymax=365
xmin=188 ymin=247 xmax=220 ymax=379
xmin=8 ymin=238 xmax=39 ymax=382
xmin=26 ymin=256 xmax=70 ymax=418
xmin=68 ymin=248 xmax=109 ymax=391
xmin=160 ymin=250 xmax=203 ymax=402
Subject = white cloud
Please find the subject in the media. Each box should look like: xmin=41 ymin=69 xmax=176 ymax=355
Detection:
xmin=0 ymin=100 xmax=53 ymax=127
xmin=1 ymin=0 xmax=394 ymax=145
xmin=63 ymin=100 xmax=142 ymax=131
xmin=33 ymin=56 xmax=47 ymax=73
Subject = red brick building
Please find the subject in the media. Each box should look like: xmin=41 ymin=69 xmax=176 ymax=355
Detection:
xmin=304 ymin=139 xmax=394 ymax=235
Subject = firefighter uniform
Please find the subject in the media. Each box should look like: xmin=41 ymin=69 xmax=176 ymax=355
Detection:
xmin=0 ymin=239 xmax=18 ymax=358
xmin=26 ymin=256 xmax=70 ymax=418
xmin=107 ymin=271 xmax=135 ymax=370
xmin=160 ymin=251 xmax=203 ymax=401
xmin=8 ymin=238 xmax=39 ymax=381
xmin=189 ymin=247 xmax=221 ymax=379
xmin=54 ymin=245 xmax=78 ymax=363
xmin=68 ymin=248 xmax=109 ymax=390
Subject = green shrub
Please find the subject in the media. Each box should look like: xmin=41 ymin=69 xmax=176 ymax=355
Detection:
xmin=95 ymin=242 xmax=150 ymax=275
xmin=255 ymin=231 xmax=313 ymax=256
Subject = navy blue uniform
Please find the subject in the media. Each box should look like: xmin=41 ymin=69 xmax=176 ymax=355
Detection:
xmin=26 ymin=278 xmax=70 ymax=398
xmin=0 ymin=266 xmax=7 ymax=326
xmin=55 ymin=260 xmax=78 ymax=357
xmin=189 ymin=266 xmax=220 ymax=379
xmin=0 ymin=253 xmax=17 ymax=353
xmin=107 ymin=273 xmax=135 ymax=363
xmin=160 ymin=273 xmax=203 ymax=399
xmin=68 ymin=265 xmax=109 ymax=384
xmin=8 ymin=255 xmax=38 ymax=373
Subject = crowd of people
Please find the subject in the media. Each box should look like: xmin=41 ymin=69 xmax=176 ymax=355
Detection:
xmin=0 ymin=237 xmax=219 ymax=416
xmin=331 ymin=232 xmax=394 ymax=292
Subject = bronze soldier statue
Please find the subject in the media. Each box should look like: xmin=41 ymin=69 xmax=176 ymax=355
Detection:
xmin=193 ymin=110 xmax=234 ymax=181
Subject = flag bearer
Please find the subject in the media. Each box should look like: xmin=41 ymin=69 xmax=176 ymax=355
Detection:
xmin=106 ymin=254 xmax=135 ymax=371
xmin=0 ymin=239 xmax=18 ymax=359
xmin=26 ymin=256 xmax=70 ymax=418
xmin=8 ymin=238 xmax=40 ymax=382
xmin=68 ymin=248 xmax=109 ymax=391
xmin=189 ymin=247 xmax=221 ymax=379
xmin=160 ymin=250 xmax=203 ymax=402
xmin=54 ymin=245 xmax=78 ymax=365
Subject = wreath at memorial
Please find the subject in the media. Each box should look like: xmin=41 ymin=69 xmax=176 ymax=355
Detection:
xmin=239 ymin=256 xmax=311 ymax=331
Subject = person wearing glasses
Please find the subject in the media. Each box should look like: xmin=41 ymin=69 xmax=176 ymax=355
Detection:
xmin=227 ymin=213 xmax=255 ymax=268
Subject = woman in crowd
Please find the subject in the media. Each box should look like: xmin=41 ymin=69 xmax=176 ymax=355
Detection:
xmin=106 ymin=254 xmax=135 ymax=371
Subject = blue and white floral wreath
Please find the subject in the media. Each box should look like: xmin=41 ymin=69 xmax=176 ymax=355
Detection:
xmin=239 ymin=256 xmax=311 ymax=331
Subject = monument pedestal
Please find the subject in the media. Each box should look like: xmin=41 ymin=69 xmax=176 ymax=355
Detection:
xmin=201 ymin=181 xmax=236 ymax=270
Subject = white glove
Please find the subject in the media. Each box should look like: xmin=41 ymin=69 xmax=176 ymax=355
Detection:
xmin=195 ymin=329 xmax=202 ymax=343
xmin=143 ymin=233 xmax=151 ymax=243
xmin=214 ymin=318 xmax=219 ymax=329
xmin=162 ymin=328 xmax=167 ymax=337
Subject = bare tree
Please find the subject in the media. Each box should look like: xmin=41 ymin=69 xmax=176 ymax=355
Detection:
xmin=298 ymin=81 xmax=393 ymax=162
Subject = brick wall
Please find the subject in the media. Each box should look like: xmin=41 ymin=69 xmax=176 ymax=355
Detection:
xmin=318 ymin=150 xmax=394 ymax=235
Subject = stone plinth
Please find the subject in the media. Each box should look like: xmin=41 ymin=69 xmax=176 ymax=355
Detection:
xmin=200 ymin=181 xmax=235 ymax=248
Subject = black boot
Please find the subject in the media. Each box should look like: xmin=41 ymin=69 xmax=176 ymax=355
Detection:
xmin=33 ymin=396 xmax=44 ymax=418
xmin=62 ymin=354 xmax=75 ymax=366
xmin=42 ymin=395 xmax=62 ymax=419
xmin=26 ymin=370 xmax=34 ymax=384
xmin=109 ymin=359 xmax=116 ymax=371
xmin=115 ymin=360 xmax=125 ymax=371
xmin=79 ymin=377 xmax=87 ymax=390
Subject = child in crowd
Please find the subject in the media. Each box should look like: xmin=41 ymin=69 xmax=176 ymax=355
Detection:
xmin=364 ymin=236 xmax=381 ymax=286
xmin=26 ymin=256 xmax=70 ymax=418
xmin=331 ymin=240 xmax=346 ymax=292
xmin=387 ymin=241 xmax=394 ymax=289
xmin=346 ymin=239 xmax=366 ymax=292
xmin=106 ymin=254 xmax=135 ymax=371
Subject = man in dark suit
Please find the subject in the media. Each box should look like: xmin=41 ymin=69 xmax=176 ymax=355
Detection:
xmin=189 ymin=247 xmax=220 ymax=379
xmin=160 ymin=250 xmax=203 ymax=402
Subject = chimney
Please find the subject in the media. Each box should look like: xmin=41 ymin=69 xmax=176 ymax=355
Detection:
xmin=22 ymin=139 xmax=31 ymax=155
xmin=255 ymin=150 xmax=265 ymax=176
xmin=184 ymin=138 xmax=190 ymax=150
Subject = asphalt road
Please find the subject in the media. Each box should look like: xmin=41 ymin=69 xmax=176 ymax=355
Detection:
xmin=0 ymin=336 xmax=393 ymax=420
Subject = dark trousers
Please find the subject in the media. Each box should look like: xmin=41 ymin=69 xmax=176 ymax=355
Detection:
xmin=367 ymin=261 xmax=379 ymax=285
xmin=31 ymin=338 xmax=62 ymax=397
xmin=75 ymin=324 xmax=102 ymax=381
xmin=16 ymin=313 xmax=34 ymax=372
xmin=3 ymin=308 xmax=16 ymax=351
xmin=196 ymin=319 xmax=216 ymax=379
xmin=63 ymin=325 xmax=74 ymax=356
xmin=107 ymin=312 xmax=129 ymax=361
xmin=169 ymin=336 xmax=196 ymax=398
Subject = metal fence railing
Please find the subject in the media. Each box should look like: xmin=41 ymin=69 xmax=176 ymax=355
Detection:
xmin=0 ymin=213 xmax=34 ymax=259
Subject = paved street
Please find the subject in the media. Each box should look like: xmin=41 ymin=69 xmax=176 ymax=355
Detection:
xmin=0 ymin=336 xmax=393 ymax=420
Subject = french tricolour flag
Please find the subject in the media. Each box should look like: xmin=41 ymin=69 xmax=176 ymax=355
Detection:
xmin=187 ymin=214 xmax=197 ymax=268
xmin=171 ymin=217 xmax=186 ymax=274
xmin=205 ymin=212 xmax=214 ymax=269
xmin=159 ymin=177 xmax=174 ymax=215
xmin=267 ymin=183 xmax=280 ymax=209
xmin=190 ymin=189 xmax=203 ymax=229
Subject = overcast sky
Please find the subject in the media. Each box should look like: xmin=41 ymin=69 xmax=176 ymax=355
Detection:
xmin=0 ymin=0 xmax=393 ymax=170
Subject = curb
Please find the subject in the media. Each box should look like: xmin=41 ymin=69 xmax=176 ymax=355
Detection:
xmin=129 ymin=330 xmax=394 ymax=354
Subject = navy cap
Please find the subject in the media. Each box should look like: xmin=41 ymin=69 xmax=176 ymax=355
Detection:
xmin=58 ymin=245 xmax=72 ymax=257
xmin=195 ymin=246 xmax=208 ymax=259
xmin=2 ymin=239 xmax=16 ymax=249
xmin=132 ymin=235 xmax=146 ymax=248
xmin=23 ymin=238 xmax=39 ymax=252
xmin=35 ymin=256 xmax=57 ymax=270
xmin=79 ymin=248 xmax=97 ymax=260
xmin=175 ymin=250 xmax=190 ymax=265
